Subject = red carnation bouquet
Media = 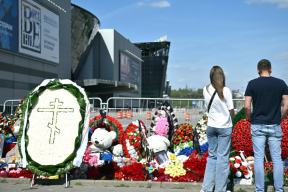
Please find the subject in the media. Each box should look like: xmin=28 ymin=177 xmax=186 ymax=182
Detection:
xmin=123 ymin=120 xmax=147 ymax=160
xmin=281 ymin=118 xmax=288 ymax=158
xmin=172 ymin=123 xmax=194 ymax=155
xmin=232 ymin=116 xmax=288 ymax=159
xmin=231 ymin=118 xmax=253 ymax=156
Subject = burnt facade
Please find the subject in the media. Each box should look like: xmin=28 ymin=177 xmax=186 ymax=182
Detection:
xmin=134 ymin=41 xmax=170 ymax=98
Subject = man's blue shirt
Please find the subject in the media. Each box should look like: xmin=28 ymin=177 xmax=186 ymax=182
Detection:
xmin=245 ymin=76 xmax=288 ymax=125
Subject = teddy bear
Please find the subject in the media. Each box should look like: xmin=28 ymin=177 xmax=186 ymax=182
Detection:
xmin=147 ymin=135 xmax=170 ymax=153
xmin=89 ymin=128 xmax=117 ymax=152
xmin=111 ymin=144 xmax=124 ymax=166
xmin=146 ymin=135 xmax=170 ymax=165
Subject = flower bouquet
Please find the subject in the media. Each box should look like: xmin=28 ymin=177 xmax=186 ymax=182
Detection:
xmin=231 ymin=118 xmax=253 ymax=157
xmin=164 ymin=161 xmax=186 ymax=178
xmin=150 ymin=103 xmax=178 ymax=139
xmin=172 ymin=123 xmax=194 ymax=155
xmin=123 ymin=120 xmax=147 ymax=160
xmin=229 ymin=156 xmax=253 ymax=184
xmin=195 ymin=114 xmax=208 ymax=146
xmin=281 ymin=118 xmax=288 ymax=158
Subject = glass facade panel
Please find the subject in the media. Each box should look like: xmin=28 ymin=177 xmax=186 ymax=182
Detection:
xmin=134 ymin=42 xmax=170 ymax=98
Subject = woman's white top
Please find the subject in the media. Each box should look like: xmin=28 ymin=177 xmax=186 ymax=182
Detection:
xmin=203 ymin=85 xmax=234 ymax=128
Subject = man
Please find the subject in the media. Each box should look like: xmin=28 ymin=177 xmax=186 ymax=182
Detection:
xmin=245 ymin=59 xmax=288 ymax=192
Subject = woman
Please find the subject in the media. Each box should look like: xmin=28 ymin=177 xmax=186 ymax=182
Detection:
xmin=201 ymin=66 xmax=234 ymax=192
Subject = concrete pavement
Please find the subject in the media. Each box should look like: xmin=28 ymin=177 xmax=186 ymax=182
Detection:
xmin=0 ymin=178 xmax=283 ymax=192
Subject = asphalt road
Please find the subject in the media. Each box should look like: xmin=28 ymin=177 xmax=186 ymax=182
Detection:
xmin=0 ymin=183 xmax=201 ymax=192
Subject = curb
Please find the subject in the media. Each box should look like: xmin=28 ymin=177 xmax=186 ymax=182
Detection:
xmin=1 ymin=178 xmax=288 ymax=191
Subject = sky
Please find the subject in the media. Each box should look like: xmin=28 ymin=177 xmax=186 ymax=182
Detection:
xmin=71 ymin=0 xmax=288 ymax=92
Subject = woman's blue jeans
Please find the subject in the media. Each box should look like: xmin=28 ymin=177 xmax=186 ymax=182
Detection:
xmin=202 ymin=126 xmax=232 ymax=192
xmin=251 ymin=124 xmax=283 ymax=192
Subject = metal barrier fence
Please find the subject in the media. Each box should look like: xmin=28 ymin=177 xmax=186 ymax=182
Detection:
xmin=1 ymin=97 xmax=245 ymax=129
xmin=0 ymin=99 xmax=22 ymax=115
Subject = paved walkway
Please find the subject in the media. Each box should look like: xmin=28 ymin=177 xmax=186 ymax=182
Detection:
xmin=0 ymin=183 xmax=199 ymax=192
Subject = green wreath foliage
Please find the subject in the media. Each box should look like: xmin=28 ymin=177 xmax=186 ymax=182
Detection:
xmin=18 ymin=79 xmax=87 ymax=176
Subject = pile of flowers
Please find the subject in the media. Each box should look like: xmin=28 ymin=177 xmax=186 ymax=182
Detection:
xmin=164 ymin=161 xmax=186 ymax=177
xmin=90 ymin=115 xmax=124 ymax=145
xmin=150 ymin=103 xmax=178 ymax=138
xmin=182 ymin=151 xmax=209 ymax=182
xmin=0 ymin=168 xmax=34 ymax=178
xmin=123 ymin=120 xmax=147 ymax=160
xmin=229 ymin=156 xmax=251 ymax=179
xmin=231 ymin=118 xmax=253 ymax=156
xmin=172 ymin=123 xmax=194 ymax=155
xmin=232 ymin=116 xmax=288 ymax=158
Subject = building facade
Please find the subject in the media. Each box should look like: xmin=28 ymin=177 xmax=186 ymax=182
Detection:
xmin=134 ymin=41 xmax=171 ymax=98
xmin=0 ymin=0 xmax=71 ymax=105
xmin=73 ymin=29 xmax=142 ymax=107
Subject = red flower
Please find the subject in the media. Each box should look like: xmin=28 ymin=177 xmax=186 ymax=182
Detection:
xmin=240 ymin=165 xmax=246 ymax=170
xmin=243 ymin=170 xmax=249 ymax=175
xmin=229 ymin=163 xmax=233 ymax=168
xmin=232 ymin=168 xmax=238 ymax=173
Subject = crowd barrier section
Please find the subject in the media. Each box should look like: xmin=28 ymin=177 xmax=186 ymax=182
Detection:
xmin=1 ymin=97 xmax=245 ymax=129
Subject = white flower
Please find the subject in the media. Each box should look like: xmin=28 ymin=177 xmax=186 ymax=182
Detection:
xmin=26 ymin=89 xmax=82 ymax=165
xmin=235 ymin=171 xmax=242 ymax=177
xmin=244 ymin=173 xmax=250 ymax=179
xmin=234 ymin=163 xmax=240 ymax=168
xmin=235 ymin=156 xmax=241 ymax=159
xmin=229 ymin=157 xmax=235 ymax=161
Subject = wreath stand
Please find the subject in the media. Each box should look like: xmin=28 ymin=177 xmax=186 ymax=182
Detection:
xmin=29 ymin=171 xmax=71 ymax=189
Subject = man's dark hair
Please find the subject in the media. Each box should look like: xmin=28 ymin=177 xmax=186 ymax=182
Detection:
xmin=258 ymin=59 xmax=271 ymax=74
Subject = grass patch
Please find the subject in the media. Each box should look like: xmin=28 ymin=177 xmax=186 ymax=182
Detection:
xmin=0 ymin=179 xmax=7 ymax=183
xmin=114 ymin=184 xmax=129 ymax=187
xmin=171 ymin=186 xmax=185 ymax=189
xmin=147 ymin=184 xmax=152 ymax=188
xmin=235 ymin=188 xmax=247 ymax=192
xmin=75 ymin=182 xmax=83 ymax=186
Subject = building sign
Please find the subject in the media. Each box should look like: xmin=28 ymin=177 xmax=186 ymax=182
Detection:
xmin=19 ymin=0 xmax=59 ymax=63
xmin=120 ymin=51 xmax=141 ymax=94
xmin=0 ymin=0 xmax=18 ymax=52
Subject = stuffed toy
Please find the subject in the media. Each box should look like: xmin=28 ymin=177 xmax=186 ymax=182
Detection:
xmin=88 ymin=155 xmax=98 ymax=167
xmin=89 ymin=128 xmax=117 ymax=152
xmin=111 ymin=144 xmax=124 ymax=157
xmin=147 ymin=135 xmax=170 ymax=153
xmin=111 ymin=144 xmax=124 ymax=166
